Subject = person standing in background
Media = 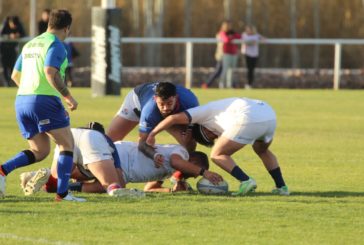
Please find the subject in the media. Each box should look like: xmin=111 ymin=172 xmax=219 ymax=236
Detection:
xmin=218 ymin=20 xmax=241 ymax=89
xmin=201 ymin=23 xmax=224 ymax=89
xmin=63 ymin=41 xmax=80 ymax=87
xmin=38 ymin=9 xmax=51 ymax=34
xmin=0 ymin=16 xmax=25 ymax=87
xmin=241 ymin=25 xmax=266 ymax=89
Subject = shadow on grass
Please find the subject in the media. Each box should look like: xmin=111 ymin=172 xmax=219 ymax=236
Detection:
xmin=289 ymin=191 xmax=364 ymax=198
xmin=0 ymin=195 xmax=52 ymax=203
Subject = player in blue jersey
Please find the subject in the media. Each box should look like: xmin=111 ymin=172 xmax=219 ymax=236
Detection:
xmin=107 ymin=82 xmax=199 ymax=167
xmin=0 ymin=10 xmax=84 ymax=202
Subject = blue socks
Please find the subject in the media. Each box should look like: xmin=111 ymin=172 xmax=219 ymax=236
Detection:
xmin=1 ymin=150 xmax=36 ymax=175
xmin=230 ymin=166 xmax=250 ymax=182
xmin=269 ymin=167 xmax=286 ymax=188
xmin=57 ymin=151 xmax=73 ymax=197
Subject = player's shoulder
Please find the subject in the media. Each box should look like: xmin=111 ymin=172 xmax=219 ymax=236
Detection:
xmin=158 ymin=144 xmax=189 ymax=160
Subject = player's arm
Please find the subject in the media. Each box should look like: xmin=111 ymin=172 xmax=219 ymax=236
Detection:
xmin=11 ymin=54 xmax=22 ymax=86
xmin=146 ymin=112 xmax=190 ymax=146
xmin=143 ymin=181 xmax=170 ymax=193
xmin=170 ymin=154 xmax=222 ymax=184
xmin=44 ymin=42 xmax=78 ymax=111
xmin=11 ymin=69 xmax=21 ymax=87
xmin=138 ymin=132 xmax=164 ymax=167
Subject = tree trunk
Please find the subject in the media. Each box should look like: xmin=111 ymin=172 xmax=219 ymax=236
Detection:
xmin=224 ymin=0 xmax=232 ymax=19
xmin=313 ymin=0 xmax=320 ymax=69
xmin=154 ymin=0 xmax=164 ymax=66
xmin=184 ymin=0 xmax=191 ymax=36
xmin=261 ymin=0 xmax=269 ymax=67
xmin=132 ymin=0 xmax=141 ymax=66
xmin=144 ymin=0 xmax=154 ymax=66
xmin=290 ymin=0 xmax=300 ymax=68
xmin=245 ymin=0 xmax=253 ymax=24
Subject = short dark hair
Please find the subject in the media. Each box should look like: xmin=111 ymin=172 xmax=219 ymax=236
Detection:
xmin=48 ymin=9 xmax=72 ymax=30
xmin=192 ymin=124 xmax=214 ymax=147
xmin=155 ymin=82 xmax=176 ymax=100
xmin=189 ymin=151 xmax=209 ymax=170
xmin=86 ymin=121 xmax=105 ymax=134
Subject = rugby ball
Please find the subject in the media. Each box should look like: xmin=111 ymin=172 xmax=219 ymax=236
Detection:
xmin=196 ymin=177 xmax=229 ymax=195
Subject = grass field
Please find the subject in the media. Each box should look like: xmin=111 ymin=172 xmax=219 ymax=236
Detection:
xmin=0 ymin=88 xmax=363 ymax=245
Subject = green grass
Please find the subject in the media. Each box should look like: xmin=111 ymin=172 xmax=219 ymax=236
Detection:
xmin=0 ymin=88 xmax=363 ymax=245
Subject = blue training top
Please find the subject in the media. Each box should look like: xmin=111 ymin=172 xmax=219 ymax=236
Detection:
xmin=134 ymin=82 xmax=199 ymax=134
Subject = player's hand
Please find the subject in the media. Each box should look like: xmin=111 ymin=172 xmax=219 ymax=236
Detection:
xmin=146 ymin=134 xmax=155 ymax=146
xmin=153 ymin=153 xmax=165 ymax=168
xmin=64 ymin=95 xmax=78 ymax=111
xmin=203 ymin=171 xmax=223 ymax=185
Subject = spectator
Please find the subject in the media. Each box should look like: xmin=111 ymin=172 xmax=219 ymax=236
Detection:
xmin=201 ymin=23 xmax=224 ymax=89
xmin=241 ymin=25 xmax=266 ymax=89
xmin=63 ymin=41 xmax=80 ymax=87
xmin=218 ymin=20 xmax=241 ymax=88
xmin=38 ymin=9 xmax=50 ymax=34
xmin=0 ymin=16 xmax=25 ymax=86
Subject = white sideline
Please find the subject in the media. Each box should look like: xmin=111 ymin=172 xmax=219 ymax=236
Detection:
xmin=0 ymin=233 xmax=80 ymax=245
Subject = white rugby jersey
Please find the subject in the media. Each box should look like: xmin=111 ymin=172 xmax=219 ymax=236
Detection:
xmin=115 ymin=141 xmax=189 ymax=183
xmin=53 ymin=128 xmax=114 ymax=166
xmin=186 ymin=97 xmax=276 ymax=136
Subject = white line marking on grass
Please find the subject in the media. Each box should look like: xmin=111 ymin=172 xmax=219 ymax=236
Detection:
xmin=0 ymin=233 xmax=81 ymax=245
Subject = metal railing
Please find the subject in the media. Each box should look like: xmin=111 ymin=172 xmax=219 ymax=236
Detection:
xmin=3 ymin=37 xmax=364 ymax=89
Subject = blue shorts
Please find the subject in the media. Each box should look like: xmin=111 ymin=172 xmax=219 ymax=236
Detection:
xmin=15 ymin=95 xmax=70 ymax=139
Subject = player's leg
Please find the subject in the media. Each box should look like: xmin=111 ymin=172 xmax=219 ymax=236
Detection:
xmin=87 ymin=160 xmax=143 ymax=197
xmin=47 ymin=126 xmax=85 ymax=201
xmin=106 ymin=90 xmax=140 ymax=141
xmin=86 ymin=159 xmax=121 ymax=192
xmin=107 ymin=116 xmax=138 ymax=141
xmin=210 ymin=136 xmax=256 ymax=196
xmin=253 ymin=140 xmax=289 ymax=195
xmin=0 ymin=133 xmax=50 ymax=198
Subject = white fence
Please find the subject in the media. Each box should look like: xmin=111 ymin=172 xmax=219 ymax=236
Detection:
xmin=3 ymin=37 xmax=364 ymax=89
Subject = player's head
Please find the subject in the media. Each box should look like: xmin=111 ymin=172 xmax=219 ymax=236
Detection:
xmin=183 ymin=151 xmax=209 ymax=179
xmin=48 ymin=9 xmax=72 ymax=38
xmin=154 ymin=81 xmax=178 ymax=117
xmin=41 ymin=8 xmax=51 ymax=21
xmin=86 ymin=121 xmax=105 ymax=134
xmin=192 ymin=124 xmax=215 ymax=147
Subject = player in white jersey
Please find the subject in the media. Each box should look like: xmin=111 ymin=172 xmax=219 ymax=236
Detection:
xmin=114 ymin=141 xmax=220 ymax=192
xmin=20 ymin=124 xmax=222 ymax=195
xmin=21 ymin=123 xmax=144 ymax=197
xmin=146 ymin=97 xmax=289 ymax=196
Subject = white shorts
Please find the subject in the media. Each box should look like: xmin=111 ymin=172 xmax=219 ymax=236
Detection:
xmin=222 ymin=119 xmax=276 ymax=144
xmin=115 ymin=90 xmax=141 ymax=122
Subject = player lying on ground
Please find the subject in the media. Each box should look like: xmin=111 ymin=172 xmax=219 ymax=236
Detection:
xmin=21 ymin=123 xmax=145 ymax=197
xmin=146 ymin=97 xmax=290 ymax=196
xmin=20 ymin=124 xmax=222 ymax=195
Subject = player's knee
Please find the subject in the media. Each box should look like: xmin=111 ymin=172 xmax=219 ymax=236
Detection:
xmin=31 ymin=148 xmax=50 ymax=161
xmin=253 ymin=141 xmax=269 ymax=155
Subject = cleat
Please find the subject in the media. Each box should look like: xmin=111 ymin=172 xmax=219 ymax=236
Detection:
xmin=55 ymin=192 xmax=86 ymax=202
xmin=272 ymin=185 xmax=290 ymax=196
xmin=20 ymin=171 xmax=36 ymax=189
xmin=109 ymin=188 xmax=145 ymax=198
xmin=0 ymin=174 xmax=5 ymax=198
xmin=232 ymin=178 xmax=257 ymax=196
xmin=23 ymin=168 xmax=51 ymax=196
